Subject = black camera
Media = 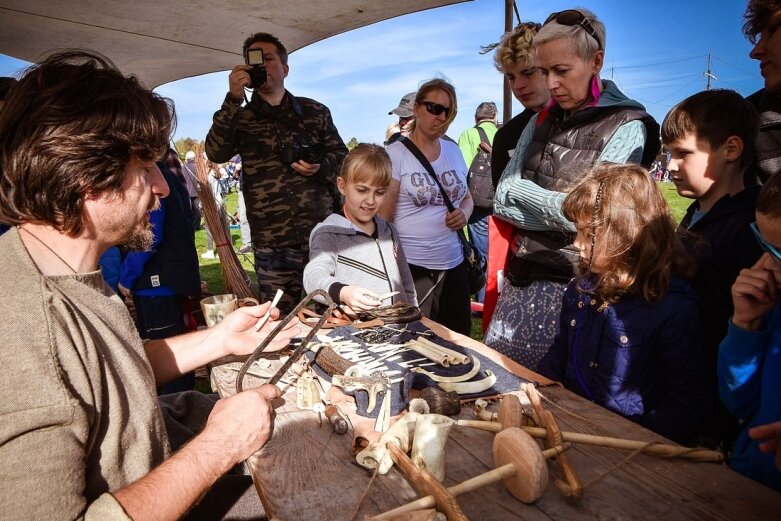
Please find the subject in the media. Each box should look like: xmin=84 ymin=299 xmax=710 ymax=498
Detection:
xmin=280 ymin=142 xmax=324 ymax=164
xmin=245 ymin=48 xmax=267 ymax=89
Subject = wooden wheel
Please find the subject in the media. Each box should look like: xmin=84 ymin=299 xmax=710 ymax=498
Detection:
xmin=492 ymin=427 xmax=548 ymax=503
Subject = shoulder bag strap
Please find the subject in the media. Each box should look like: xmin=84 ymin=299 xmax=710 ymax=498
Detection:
xmin=400 ymin=137 xmax=471 ymax=250
xmin=400 ymin=137 xmax=456 ymax=212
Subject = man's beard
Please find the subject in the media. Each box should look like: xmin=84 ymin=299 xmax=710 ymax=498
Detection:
xmin=123 ymin=198 xmax=160 ymax=252
xmin=123 ymin=220 xmax=155 ymax=251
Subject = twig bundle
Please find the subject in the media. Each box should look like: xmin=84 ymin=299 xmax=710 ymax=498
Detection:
xmin=193 ymin=144 xmax=255 ymax=299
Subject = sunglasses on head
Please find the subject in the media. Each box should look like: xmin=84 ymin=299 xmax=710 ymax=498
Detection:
xmin=750 ymin=221 xmax=781 ymax=263
xmin=420 ymin=101 xmax=451 ymax=118
xmin=544 ymin=9 xmax=602 ymax=50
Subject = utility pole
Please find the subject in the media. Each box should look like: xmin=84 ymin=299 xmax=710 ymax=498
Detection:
xmin=503 ymin=0 xmax=513 ymax=125
xmin=704 ymin=53 xmax=717 ymax=90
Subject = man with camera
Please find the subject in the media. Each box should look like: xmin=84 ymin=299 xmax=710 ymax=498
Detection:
xmin=206 ymin=33 xmax=348 ymax=313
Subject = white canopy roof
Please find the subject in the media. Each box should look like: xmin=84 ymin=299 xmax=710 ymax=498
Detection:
xmin=0 ymin=0 xmax=468 ymax=88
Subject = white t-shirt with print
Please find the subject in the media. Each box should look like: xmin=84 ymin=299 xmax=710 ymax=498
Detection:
xmin=387 ymin=139 xmax=468 ymax=270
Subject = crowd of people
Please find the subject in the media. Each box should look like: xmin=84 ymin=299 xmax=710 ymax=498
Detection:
xmin=0 ymin=1 xmax=780 ymax=518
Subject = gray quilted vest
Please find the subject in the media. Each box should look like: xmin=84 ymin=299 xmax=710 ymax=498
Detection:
xmin=508 ymin=104 xmax=660 ymax=286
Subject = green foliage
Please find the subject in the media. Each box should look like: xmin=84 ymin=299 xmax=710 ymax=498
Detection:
xmin=173 ymin=137 xmax=203 ymax=159
xmin=470 ymin=315 xmax=483 ymax=342
xmin=346 ymin=137 xmax=359 ymax=150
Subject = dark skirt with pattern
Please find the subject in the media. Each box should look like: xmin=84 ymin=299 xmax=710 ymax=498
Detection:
xmin=484 ymin=279 xmax=566 ymax=371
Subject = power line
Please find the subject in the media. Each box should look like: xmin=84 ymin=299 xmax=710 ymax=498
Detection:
xmin=608 ymin=51 xmax=761 ymax=111
xmin=618 ymin=73 xmax=702 ymax=89
xmin=712 ymin=55 xmax=763 ymax=79
xmin=613 ymin=54 xmax=708 ymax=70
xmin=715 ymin=77 xmax=751 ymax=90
xmin=610 ymin=73 xmax=655 ymax=107
xmin=609 ymin=53 xmax=760 ymax=83
xmin=652 ymin=76 xmax=704 ymax=104
xmin=612 ymin=52 xmax=760 ymax=96
xmin=611 ymin=66 xmax=701 ymax=107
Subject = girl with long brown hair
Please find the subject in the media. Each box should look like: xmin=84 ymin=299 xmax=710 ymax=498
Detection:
xmin=538 ymin=163 xmax=709 ymax=443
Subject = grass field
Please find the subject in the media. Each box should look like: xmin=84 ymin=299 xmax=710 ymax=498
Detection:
xmin=196 ymin=181 xmax=691 ymax=341
xmin=195 ymin=192 xmax=257 ymax=295
xmin=658 ymin=181 xmax=691 ymax=224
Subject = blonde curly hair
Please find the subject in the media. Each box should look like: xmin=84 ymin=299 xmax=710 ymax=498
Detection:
xmin=493 ymin=22 xmax=542 ymax=73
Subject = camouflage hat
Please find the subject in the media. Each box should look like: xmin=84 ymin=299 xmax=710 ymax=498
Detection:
xmin=388 ymin=92 xmax=416 ymax=118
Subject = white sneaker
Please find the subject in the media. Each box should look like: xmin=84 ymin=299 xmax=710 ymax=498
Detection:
xmin=201 ymin=250 xmax=215 ymax=259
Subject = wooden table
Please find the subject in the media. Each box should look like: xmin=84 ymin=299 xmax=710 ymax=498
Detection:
xmin=210 ymin=318 xmax=781 ymax=520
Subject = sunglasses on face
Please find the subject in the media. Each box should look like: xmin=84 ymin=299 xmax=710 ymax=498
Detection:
xmin=420 ymin=101 xmax=451 ymax=118
xmin=544 ymin=9 xmax=602 ymax=50
xmin=750 ymin=221 xmax=781 ymax=263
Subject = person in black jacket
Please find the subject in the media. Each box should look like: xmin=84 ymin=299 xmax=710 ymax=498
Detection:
xmin=663 ymin=89 xmax=764 ymax=446
xmin=119 ymin=149 xmax=201 ymax=393
xmin=490 ymin=22 xmax=551 ymax=184
xmin=743 ymin=0 xmax=781 ymax=183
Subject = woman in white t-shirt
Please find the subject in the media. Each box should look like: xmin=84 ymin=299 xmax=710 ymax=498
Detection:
xmin=381 ymin=79 xmax=474 ymax=335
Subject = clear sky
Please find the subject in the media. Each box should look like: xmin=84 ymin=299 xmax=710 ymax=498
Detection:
xmin=0 ymin=0 xmax=765 ymax=148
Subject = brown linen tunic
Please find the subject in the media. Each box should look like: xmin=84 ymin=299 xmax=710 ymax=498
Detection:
xmin=0 ymin=229 xmax=170 ymax=519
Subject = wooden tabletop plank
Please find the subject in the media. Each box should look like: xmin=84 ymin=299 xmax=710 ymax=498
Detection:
xmin=210 ymin=319 xmax=781 ymax=520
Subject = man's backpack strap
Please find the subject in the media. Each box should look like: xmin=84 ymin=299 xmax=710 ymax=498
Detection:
xmin=475 ymin=125 xmax=489 ymax=147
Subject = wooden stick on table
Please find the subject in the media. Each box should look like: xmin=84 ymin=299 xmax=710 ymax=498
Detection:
xmin=455 ymin=420 xmax=724 ymax=462
xmin=524 ymin=383 xmax=583 ymax=499
xmin=373 ymin=430 xmax=571 ymax=520
xmin=386 ymin=442 xmax=468 ymax=521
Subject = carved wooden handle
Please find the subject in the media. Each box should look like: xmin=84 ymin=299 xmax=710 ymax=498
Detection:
xmin=386 ymin=443 xmax=468 ymax=521
xmin=523 ymin=384 xmax=583 ymax=499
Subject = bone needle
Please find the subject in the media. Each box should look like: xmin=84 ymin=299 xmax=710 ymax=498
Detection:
xmin=255 ymin=289 xmax=284 ymax=331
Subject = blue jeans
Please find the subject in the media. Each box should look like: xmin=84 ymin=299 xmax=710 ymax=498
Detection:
xmin=237 ymin=189 xmax=251 ymax=248
xmin=467 ymin=207 xmax=491 ymax=302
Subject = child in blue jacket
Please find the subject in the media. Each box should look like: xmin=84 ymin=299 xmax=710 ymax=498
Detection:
xmin=718 ymin=172 xmax=781 ymax=491
xmin=538 ymin=163 xmax=709 ymax=443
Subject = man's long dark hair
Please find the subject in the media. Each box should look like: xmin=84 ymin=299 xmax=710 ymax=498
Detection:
xmin=0 ymin=50 xmax=175 ymax=235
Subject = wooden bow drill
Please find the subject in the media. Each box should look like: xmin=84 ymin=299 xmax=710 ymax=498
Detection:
xmin=457 ymin=390 xmax=725 ymax=463
xmin=236 ymin=289 xmax=337 ymax=393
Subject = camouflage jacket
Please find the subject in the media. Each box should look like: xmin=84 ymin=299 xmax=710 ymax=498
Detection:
xmin=206 ymin=90 xmax=347 ymax=250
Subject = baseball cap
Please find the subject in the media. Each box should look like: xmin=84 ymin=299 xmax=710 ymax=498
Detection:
xmin=185 ymin=151 xmax=196 ymax=160
xmin=388 ymin=92 xmax=416 ymax=118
